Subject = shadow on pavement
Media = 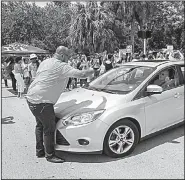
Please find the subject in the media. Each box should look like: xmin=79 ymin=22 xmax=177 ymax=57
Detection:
xmin=7 ymin=89 xmax=18 ymax=95
xmin=1 ymin=116 xmax=15 ymax=124
xmin=2 ymin=96 xmax=17 ymax=98
xmin=56 ymin=124 xmax=184 ymax=163
xmin=128 ymin=124 xmax=184 ymax=158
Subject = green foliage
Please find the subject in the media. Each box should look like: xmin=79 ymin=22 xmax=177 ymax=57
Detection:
xmin=148 ymin=1 xmax=184 ymax=51
xmin=1 ymin=1 xmax=184 ymax=54
xmin=68 ymin=2 xmax=118 ymax=54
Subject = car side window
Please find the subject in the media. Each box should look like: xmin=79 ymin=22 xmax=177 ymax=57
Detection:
xmin=148 ymin=66 xmax=179 ymax=91
xmin=133 ymin=66 xmax=181 ymax=100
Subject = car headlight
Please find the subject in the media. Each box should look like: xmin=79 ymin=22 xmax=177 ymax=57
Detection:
xmin=62 ymin=109 xmax=105 ymax=127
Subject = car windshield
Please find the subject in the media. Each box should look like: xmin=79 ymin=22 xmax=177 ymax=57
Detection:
xmin=86 ymin=65 xmax=155 ymax=94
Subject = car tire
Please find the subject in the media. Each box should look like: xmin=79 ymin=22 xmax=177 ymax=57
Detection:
xmin=103 ymin=119 xmax=140 ymax=158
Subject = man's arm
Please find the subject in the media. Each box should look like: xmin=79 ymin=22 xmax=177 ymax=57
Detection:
xmin=177 ymin=50 xmax=184 ymax=60
xmin=63 ymin=64 xmax=94 ymax=79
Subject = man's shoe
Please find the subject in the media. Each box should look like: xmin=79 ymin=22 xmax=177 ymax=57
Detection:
xmin=46 ymin=155 xmax=65 ymax=163
xmin=36 ymin=152 xmax=45 ymax=158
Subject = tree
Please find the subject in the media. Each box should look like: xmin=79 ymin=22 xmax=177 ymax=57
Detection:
xmin=68 ymin=2 xmax=118 ymax=54
xmin=42 ymin=3 xmax=71 ymax=52
xmin=1 ymin=2 xmax=46 ymax=45
xmin=1 ymin=1 xmax=72 ymax=52
xmin=148 ymin=1 xmax=184 ymax=51
xmin=1 ymin=1 xmax=184 ymax=54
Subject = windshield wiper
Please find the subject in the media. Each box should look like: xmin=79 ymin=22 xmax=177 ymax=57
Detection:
xmin=84 ymin=86 xmax=116 ymax=94
xmin=85 ymin=86 xmax=102 ymax=91
xmin=99 ymin=88 xmax=117 ymax=94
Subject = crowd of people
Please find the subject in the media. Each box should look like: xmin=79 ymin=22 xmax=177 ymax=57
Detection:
xmin=2 ymin=49 xmax=184 ymax=95
xmin=65 ymin=49 xmax=184 ymax=89
xmin=1 ymin=54 xmax=45 ymax=98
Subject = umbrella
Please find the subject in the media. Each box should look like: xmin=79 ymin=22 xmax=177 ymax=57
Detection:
xmin=1 ymin=42 xmax=49 ymax=55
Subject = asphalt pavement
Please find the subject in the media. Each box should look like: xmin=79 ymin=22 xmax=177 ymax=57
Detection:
xmin=1 ymin=81 xmax=184 ymax=179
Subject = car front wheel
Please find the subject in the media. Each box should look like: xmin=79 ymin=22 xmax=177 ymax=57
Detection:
xmin=103 ymin=119 xmax=140 ymax=158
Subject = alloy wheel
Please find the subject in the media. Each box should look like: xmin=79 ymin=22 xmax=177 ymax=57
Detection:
xmin=108 ymin=125 xmax=135 ymax=154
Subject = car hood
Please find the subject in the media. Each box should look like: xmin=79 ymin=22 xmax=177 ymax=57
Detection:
xmin=54 ymin=88 xmax=127 ymax=119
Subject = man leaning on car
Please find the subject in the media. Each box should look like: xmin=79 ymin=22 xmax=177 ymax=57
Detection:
xmin=26 ymin=46 xmax=94 ymax=163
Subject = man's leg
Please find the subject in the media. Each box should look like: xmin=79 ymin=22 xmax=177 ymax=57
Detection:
xmin=27 ymin=102 xmax=44 ymax=157
xmin=9 ymin=73 xmax=14 ymax=90
xmin=10 ymin=73 xmax=17 ymax=91
xmin=24 ymin=77 xmax=31 ymax=92
xmin=38 ymin=104 xmax=65 ymax=163
xmin=66 ymin=78 xmax=71 ymax=89
xmin=35 ymin=117 xmax=45 ymax=157
xmin=74 ymin=78 xmax=77 ymax=88
xmin=38 ymin=104 xmax=56 ymax=157
xmin=4 ymin=79 xmax=8 ymax=87
xmin=27 ymin=101 xmax=64 ymax=163
xmin=80 ymin=79 xmax=83 ymax=87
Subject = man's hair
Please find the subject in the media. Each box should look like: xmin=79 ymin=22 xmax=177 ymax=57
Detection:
xmin=23 ymin=58 xmax=28 ymax=63
xmin=54 ymin=46 xmax=72 ymax=61
xmin=6 ymin=57 xmax=14 ymax=64
xmin=107 ymin=54 xmax=113 ymax=59
xmin=15 ymin=56 xmax=22 ymax=63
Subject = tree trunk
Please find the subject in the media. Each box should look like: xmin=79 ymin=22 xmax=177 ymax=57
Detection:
xmin=131 ymin=20 xmax=135 ymax=54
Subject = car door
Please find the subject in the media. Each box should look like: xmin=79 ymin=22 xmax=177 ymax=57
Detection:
xmin=174 ymin=64 xmax=184 ymax=122
xmin=134 ymin=65 xmax=184 ymax=135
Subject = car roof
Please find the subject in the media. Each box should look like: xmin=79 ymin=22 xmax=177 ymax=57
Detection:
xmin=123 ymin=60 xmax=184 ymax=68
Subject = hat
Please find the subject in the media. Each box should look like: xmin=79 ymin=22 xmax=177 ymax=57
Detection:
xmin=30 ymin=54 xmax=37 ymax=59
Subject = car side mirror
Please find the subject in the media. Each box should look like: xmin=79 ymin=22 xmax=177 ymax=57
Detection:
xmin=146 ymin=85 xmax=163 ymax=95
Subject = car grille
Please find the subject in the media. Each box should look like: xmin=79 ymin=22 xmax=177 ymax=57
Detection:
xmin=56 ymin=130 xmax=70 ymax=146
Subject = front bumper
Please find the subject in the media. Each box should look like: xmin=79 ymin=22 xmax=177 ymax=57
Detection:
xmin=55 ymin=118 xmax=109 ymax=153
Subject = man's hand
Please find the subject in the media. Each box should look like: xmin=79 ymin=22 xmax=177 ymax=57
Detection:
xmin=88 ymin=67 xmax=94 ymax=73
xmin=85 ymin=68 xmax=94 ymax=77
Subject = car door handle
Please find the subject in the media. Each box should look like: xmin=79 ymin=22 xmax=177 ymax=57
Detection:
xmin=174 ymin=93 xmax=180 ymax=98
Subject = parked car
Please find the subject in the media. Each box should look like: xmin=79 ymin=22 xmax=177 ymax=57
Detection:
xmin=54 ymin=60 xmax=184 ymax=158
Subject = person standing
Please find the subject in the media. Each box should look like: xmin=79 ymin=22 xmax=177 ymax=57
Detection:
xmin=99 ymin=61 xmax=106 ymax=75
xmin=22 ymin=57 xmax=30 ymax=92
xmin=2 ymin=62 xmax=9 ymax=88
xmin=66 ymin=59 xmax=73 ymax=90
xmin=14 ymin=56 xmax=25 ymax=98
xmin=70 ymin=57 xmax=78 ymax=89
xmin=92 ymin=55 xmax=101 ymax=79
xmin=104 ymin=54 xmax=113 ymax=72
xmin=113 ymin=50 xmax=120 ymax=63
xmin=6 ymin=57 xmax=17 ymax=91
xmin=28 ymin=54 xmax=40 ymax=83
xmin=26 ymin=46 xmax=94 ymax=163
xmin=79 ymin=54 xmax=88 ymax=87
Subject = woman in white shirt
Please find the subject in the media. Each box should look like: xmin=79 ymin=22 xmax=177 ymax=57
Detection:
xmin=79 ymin=56 xmax=89 ymax=87
xmin=22 ymin=58 xmax=30 ymax=92
xmin=14 ymin=56 xmax=25 ymax=98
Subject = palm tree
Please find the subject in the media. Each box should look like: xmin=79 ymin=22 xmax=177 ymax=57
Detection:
xmin=103 ymin=1 xmax=158 ymax=53
xmin=68 ymin=2 xmax=118 ymax=54
xmin=123 ymin=1 xmax=158 ymax=53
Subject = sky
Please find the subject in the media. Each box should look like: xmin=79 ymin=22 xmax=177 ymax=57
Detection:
xmin=31 ymin=1 xmax=85 ymax=7
xmin=32 ymin=1 xmax=99 ymax=7
xmin=33 ymin=1 xmax=48 ymax=7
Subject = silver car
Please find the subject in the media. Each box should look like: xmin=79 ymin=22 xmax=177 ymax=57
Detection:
xmin=54 ymin=60 xmax=184 ymax=158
